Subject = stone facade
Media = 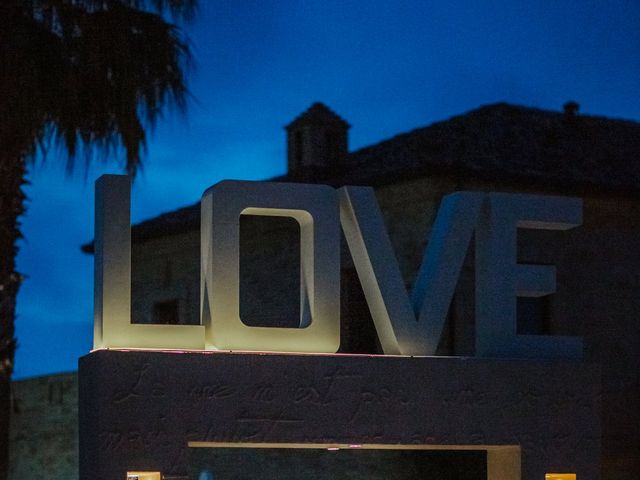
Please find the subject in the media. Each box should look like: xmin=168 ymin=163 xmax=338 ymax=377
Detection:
xmin=9 ymin=372 xmax=78 ymax=480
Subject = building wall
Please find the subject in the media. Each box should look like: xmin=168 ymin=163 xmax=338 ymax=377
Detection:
xmin=9 ymin=372 xmax=78 ymax=480
xmin=131 ymin=231 xmax=200 ymax=326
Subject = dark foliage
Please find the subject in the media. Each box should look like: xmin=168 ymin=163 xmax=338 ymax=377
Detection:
xmin=0 ymin=1 xmax=196 ymax=476
xmin=0 ymin=0 xmax=196 ymax=175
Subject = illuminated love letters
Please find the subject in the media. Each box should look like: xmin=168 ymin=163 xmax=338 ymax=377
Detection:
xmin=93 ymin=175 xmax=583 ymax=358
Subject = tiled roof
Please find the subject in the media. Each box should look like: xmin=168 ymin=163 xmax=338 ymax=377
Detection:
xmin=82 ymin=102 xmax=640 ymax=252
xmin=343 ymin=102 xmax=640 ymax=190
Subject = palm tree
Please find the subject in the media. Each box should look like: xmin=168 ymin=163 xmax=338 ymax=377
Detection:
xmin=0 ymin=1 xmax=197 ymax=475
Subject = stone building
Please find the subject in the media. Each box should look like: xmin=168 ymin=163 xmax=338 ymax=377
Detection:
xmin=11 ymin=102 xmax=640 ymax=479
xmin=9 ymin=372 xmax=77 ymax=479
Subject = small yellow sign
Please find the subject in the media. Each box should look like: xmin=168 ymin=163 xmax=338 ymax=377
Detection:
xmin=127 ymin=472 xmax=161 ymax=480
xmin=546 ymin=474 xmax=576 ymax=480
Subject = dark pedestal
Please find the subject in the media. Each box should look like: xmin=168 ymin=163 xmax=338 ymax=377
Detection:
xmin=79 ymin=350 xmax=600 ymax=480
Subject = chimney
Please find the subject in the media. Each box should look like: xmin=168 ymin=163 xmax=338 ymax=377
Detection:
xmin=285 ymin=102 xmax=350 ymax=181
xmin=563 ymin=100 xmax=580 ymax=117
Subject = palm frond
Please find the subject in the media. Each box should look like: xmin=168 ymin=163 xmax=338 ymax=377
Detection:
xmin=0 ymin=0 xmax=196 ymax=178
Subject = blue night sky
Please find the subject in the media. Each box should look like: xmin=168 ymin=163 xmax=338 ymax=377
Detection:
xmin=13 ymin=0 xmax=640 ymax=378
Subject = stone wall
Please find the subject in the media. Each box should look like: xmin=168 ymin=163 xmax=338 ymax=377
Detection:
xmin=131 ymin=231 xmax=200 ymax=326
xmin=9 ymin=372 xmax=78 ymax=480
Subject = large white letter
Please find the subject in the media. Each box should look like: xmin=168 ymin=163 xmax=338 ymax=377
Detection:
xmin=339 ymin=186 xmax=484 ymax=355
xmin=94 ymin=175 xmax=204 ymax=349
xmin=340 ymin=187 xmax=583 ymax=359
xmin=475 ymin=193 xmax=583 ymax=358
xmin=201 ymin=181 xmax=340 ymax=352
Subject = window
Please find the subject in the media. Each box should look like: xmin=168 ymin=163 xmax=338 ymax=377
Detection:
xmin=517 ymin=296 xmax=550 ymax=335
xmin=295 ymin=131 xmax=304 ymax=168
xmin=325 ymin=130 xmax=341 ymax=168
xmin=153 ymin=299 xmax=180 ymax=324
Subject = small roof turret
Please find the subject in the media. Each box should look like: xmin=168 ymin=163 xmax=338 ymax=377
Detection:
xmin=285 ymin=102 xmax=351 ymax=180
xmin=285 ymin=102 xmax=350 ymax=131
